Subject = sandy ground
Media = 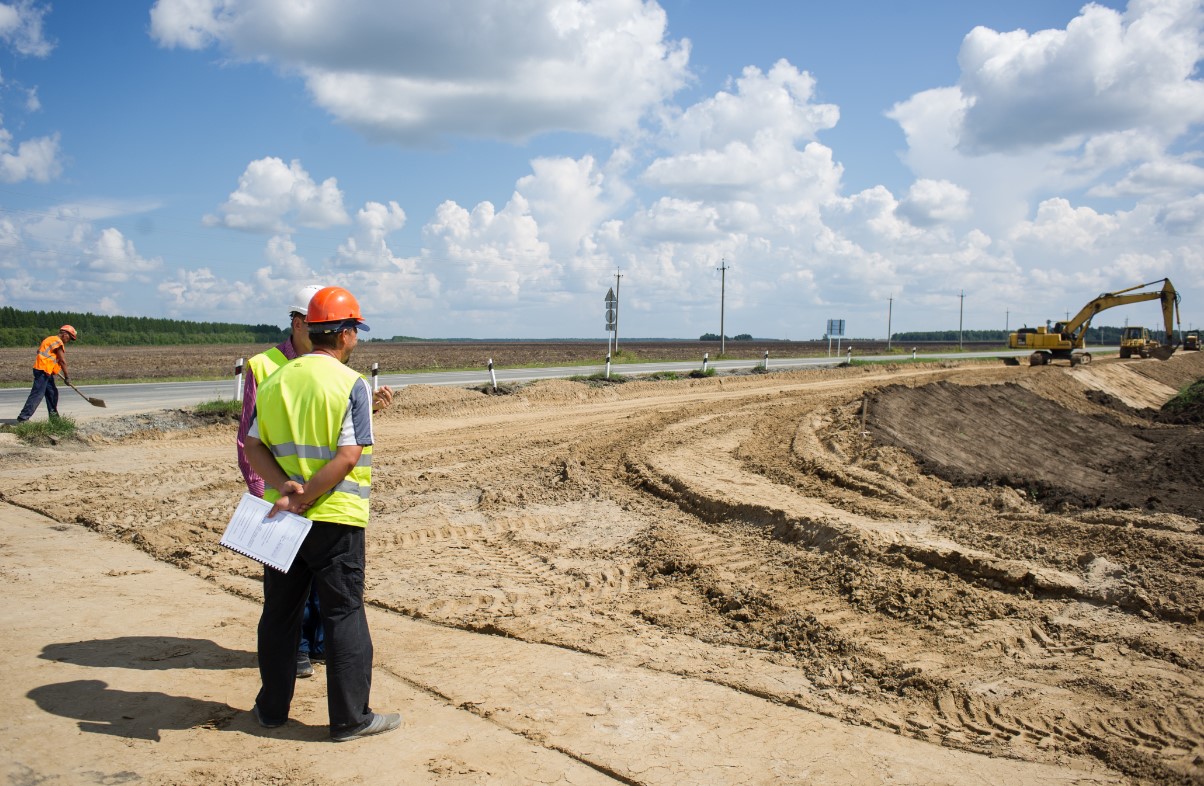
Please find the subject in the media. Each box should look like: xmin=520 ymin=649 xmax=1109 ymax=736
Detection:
xmin=1 ymin=353 xmax=1201 ymax=785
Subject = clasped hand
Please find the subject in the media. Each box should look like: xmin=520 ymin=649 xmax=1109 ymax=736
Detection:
xmin=269 ymin=479 xmax=313 ymax=517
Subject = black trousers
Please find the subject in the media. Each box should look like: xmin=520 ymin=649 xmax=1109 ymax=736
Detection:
xmin=255 ymin=521 xmax=374 ymax=733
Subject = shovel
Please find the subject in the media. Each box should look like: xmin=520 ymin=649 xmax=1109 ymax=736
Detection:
xmin=64 ymin=378 xmax=106 ymax=408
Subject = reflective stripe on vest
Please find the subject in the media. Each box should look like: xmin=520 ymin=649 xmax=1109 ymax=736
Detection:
xmin=247 ymin=346 xmax=290 ymax=385
xmin=33 ymin=335 xmax=63 ymax=375
xmin=257 ymin=356 xmax=372 ymax=527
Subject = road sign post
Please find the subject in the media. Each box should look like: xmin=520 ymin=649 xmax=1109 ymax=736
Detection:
xmin=826 ymin=319 xmax=845 ymax=358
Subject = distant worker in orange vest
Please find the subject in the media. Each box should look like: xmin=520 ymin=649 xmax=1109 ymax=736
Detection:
xmin=16 ymin=325 xmax=77 ymax=422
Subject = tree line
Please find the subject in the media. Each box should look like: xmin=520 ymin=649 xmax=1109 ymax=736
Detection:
xmin=0 ymin=306 xmax=287 ymax=348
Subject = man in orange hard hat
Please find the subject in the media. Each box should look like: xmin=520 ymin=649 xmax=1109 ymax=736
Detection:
xmin=237 ymin=284 xmax=394 ymax=680
xmin=243 ymin=286 xmax=401 ymax=742
xmin=16 ymin=325 xmax=77 ymax=422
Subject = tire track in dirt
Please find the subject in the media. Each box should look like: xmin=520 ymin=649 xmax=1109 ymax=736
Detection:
xmin=606 ymin=363 xmax=1203 ymax=783
xmin=3 ymin=358 xmax=1200 ymax=783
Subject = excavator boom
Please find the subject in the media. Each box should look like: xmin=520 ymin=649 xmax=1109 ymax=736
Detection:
xmin=1008 ymin=278 xmax=1181 ymax=365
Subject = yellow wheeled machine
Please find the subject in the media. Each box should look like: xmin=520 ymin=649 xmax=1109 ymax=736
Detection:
xmin=1119 ymin=326 xmax=1159 ymax=359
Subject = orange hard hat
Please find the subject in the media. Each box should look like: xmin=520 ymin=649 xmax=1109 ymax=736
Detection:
xmin=306 ymin=286 xmax=370 ymax=332
xmin=59 ymin=324 xmax=77 ymax=340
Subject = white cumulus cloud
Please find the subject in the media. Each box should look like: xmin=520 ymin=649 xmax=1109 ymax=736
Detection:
xmin=897 ymin=179 xmax=972 ymax=227
xmin=957 ymin=0 xmax=1204 ymax=154
xmin=0 ymin=128 xmax=61 ymax=182
xmin=79 ymin=227 xmax=162 ymax=283
xmin=0 ymin=0 xmax=53 ymax=57
xmin=0 ymin=1 xmax=60 ymax=184
xmin=158 ymin=266 xmax=258 ymax=318
xmin=150 ymin=0 xmax=691 ymax=144
xmin=133 ymin=0 xmax=1204 ymax=339
xmin=332 ymin=201 xmax=408 ymax=272
xmin=206 ymin=157 xmax=350 ymax=233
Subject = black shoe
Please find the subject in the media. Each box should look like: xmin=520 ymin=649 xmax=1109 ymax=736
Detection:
xmin=331 ymin=712 xmax=401 ymax=742
xmin=309 ymin=651 xmax=326 ymax=663
xmin=296 ymin=653 xmax=314 ymax=678
xmin=252 ymin=704 xmax=285 ymax=729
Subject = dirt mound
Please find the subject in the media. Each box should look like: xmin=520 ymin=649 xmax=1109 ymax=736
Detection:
xmin=1128 ymin=349 xmax=1204 ymax=390
xmin=385 ymin=383 xmax=490 ymax=418
xmin=867 ymin=381 xmax=1204 ymax=517
xmin=76 ymin=409 xmax=230 ymax=443
xmin=518 ymin=378 xmax=597 ymax=403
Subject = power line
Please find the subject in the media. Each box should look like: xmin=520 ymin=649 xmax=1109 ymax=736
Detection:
xmin=613 ymin=268 xmax=623 ymax=352
xmin=717 ymin=258 xmax=729 ymax=355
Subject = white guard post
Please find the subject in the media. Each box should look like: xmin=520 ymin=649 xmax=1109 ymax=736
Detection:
xmin=371 ymin=362 xmax=379 ymax=392
xmin=763 ymin=350 xmax=769 ymax=370
xmin=605 ymin=354 xmax=611 ymax=380
xmin=234 ymin=358 xmax=245 ymax=402
xmin=912 ymin=347 xmax=917 ymax=360
xmin=488 ymin=359 xmax=498 ymax=391
xmin=702 ymin=352 xmax=709 ymax=373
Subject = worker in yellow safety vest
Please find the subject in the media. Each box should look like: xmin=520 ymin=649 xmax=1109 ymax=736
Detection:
xmin=242 ymin=286 xmax=400 ymax=742
xmin=237 ymin=284 xmax=393 ymax=679
xmin=16 ymin=325 xmax=77 ymax=422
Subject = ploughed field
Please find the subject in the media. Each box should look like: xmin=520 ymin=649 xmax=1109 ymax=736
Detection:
xmin=1 ymin=349 xmax=1201 ymax=784
xmin=0 ymin=339 xmax=989 ymax=383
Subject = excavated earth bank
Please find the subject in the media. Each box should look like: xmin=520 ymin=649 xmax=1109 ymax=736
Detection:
xmin=1 ymin=352 xmax=1201 ymax=785
xmin=867 ymin=381 xmax=1204 ymax=517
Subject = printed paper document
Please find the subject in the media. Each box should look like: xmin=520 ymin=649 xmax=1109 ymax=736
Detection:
xmin=220 ymin=492 xmax=312 ymax=572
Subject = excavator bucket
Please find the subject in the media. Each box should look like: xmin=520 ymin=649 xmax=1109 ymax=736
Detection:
xmin=1149 ymin=345 xmax=1177 ymax=360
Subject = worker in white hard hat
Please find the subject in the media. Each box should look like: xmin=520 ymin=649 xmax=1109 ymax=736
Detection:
xmin=236 ymin=284 xmax=393 ymax=678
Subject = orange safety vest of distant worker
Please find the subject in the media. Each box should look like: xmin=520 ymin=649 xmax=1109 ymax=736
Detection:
xmin=33 ymin=335 xmax=65 ymax=375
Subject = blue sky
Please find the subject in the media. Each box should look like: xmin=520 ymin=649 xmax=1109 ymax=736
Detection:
xmin=0 ymin=0 xmax=1201 ymax=339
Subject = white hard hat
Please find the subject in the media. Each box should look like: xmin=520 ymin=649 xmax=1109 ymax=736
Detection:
xmin=289 ymin=284 xmax=326 ymax=316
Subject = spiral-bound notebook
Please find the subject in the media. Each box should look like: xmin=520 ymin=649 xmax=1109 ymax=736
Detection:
xmin=220 ymin=493 xmax=312 ymax=572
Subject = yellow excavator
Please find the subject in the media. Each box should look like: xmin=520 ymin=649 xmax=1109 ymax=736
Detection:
xmin=1006 ymin=278 xmax=1181 ymax=366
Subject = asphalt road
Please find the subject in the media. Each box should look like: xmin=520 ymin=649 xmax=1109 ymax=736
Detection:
xmin=0 ymin=348 xmax=1073 ymax=422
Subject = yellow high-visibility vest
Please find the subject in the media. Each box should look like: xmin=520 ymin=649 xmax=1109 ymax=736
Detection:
xmin=247 ymin=346 xmax=289 ymax=385
xmin=256 ymin=355 xmax=372 ymax=527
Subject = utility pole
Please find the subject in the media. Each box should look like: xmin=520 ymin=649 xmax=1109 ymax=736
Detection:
xmin=717 ymin=258 xmax=729 ymax=355
xmin=959 ymin=290 xmax=965 ymax=350
xmin=887 ymin=295 xmax=893 ymax=351
xmin=1005 ymin=309 xmax=1009 ymax=333
xmin=614 ymin=269 xmax=623 ymax=353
